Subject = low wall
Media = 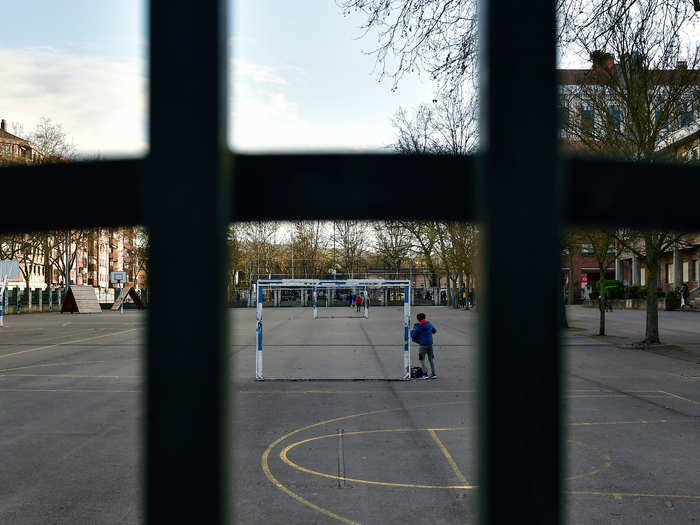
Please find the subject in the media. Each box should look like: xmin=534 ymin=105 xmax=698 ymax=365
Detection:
xmin=582 ymin=298 xmax=666 ymax=310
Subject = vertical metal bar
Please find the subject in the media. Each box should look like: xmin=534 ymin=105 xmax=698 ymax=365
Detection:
xmin=478 ymin=0 xmax=562 ymax=523
xmin=256 ymin=282 xmax=263 ymax=380
xmin=404 ymin=284 xmax=411 ymax=380
xmin=147 ymin=0 xmax=230 ymax=522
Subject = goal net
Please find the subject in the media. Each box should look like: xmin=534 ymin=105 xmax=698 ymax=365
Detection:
xmin=254 ymin=279 xmax=412 ymax=380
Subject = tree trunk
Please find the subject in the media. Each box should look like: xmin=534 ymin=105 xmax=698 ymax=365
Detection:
xmin=567 ymin=252 xmax=576 ymax=305
xmin=598 ymin=265 xmax=606 ymax=336
xmin=444 ymin=269 xmax=451 ymax=306
xmin=44 ymin=238 xmax=51 ymax=290
xmin=465 ymin=273 xmax=471 ymax=310
xmin=645 ymin=265 xmax=660 ymax=344
xmin=429 ymin=265 xmax=438 ymax=288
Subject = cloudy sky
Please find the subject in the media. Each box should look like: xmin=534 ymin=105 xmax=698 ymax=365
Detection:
xmin=1 ymin=0 xmax=439 ymax=157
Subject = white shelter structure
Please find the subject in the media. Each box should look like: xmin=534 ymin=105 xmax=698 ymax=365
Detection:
xmin=255 ymin=279 xmax=412 ymax=380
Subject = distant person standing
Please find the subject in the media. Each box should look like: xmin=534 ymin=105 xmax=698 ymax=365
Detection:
xmin=355 ymin=293 xmax=362 ymax=312
xmin=681 ymin=283 xmax=690 ymax=309
xmin=349 ymin=293 xmax=355 ymax=307
xmin=411 ymin=312 xmax=437 ymax=379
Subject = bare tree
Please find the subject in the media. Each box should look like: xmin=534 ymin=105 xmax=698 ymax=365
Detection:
xmin=615 ymin=229 xmax=689 ymax=343
xmin=399 ymin=220 xmax=440 ymax=286
xmin=45 ymin=229 xmax=89 ymax=286
xmin=241 ymin=222 xmax=281 ymax=278
xmin=580 ymin=229 xmax=618 ymax=336
xmin=445 ymin=221 xmax=478 ymax=298
xmin=0 ymin=234 xmax=23 ymax=263
xmin=338 ymin=0 xmax=479 ymax=90
xmin=15 ymin=234 xmax=44 ymax=292
xmin=392 ymin=84 xmax=478 ymax=154
xmin=124 ymin=226 xmax=149 ymax=288
xmin=373 ymin=221 xmax=413 ymax=277
xmin=6 ymin=117 xmax=77 ymax=162
xmin=562 ymin=229 xmax=583 ymax=306
xmin=28 ymin=117 xmax=77 ymax=161
xmin=333 ymin=221 xmax=368 ymax=278
xmin=226 ymin=224 xmax=244 ymax=299
xmin=339 ymin=0 xmax=698 ymax=92
xmin=290 ymin=221 xmax=328 ymax=278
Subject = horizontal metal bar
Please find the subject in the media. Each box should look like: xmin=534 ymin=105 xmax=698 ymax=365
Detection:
xmin=232 ymin=153 xmax=475 ymax=221
xmin=567 ymin=157 xmax=700 ymax=229
xmin=1 ymin=154 xmax=699 ymax=229
xmin=0 ymin=159 xmax=146 ymax=231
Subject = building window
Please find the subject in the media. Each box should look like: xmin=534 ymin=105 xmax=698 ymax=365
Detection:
xmin=683 ymin=261 xmax=689 ymax=282
xmin=666 ymin=263 xmax=674 ymax=284
xmin=581 ymin=108 xmax=594 ymax=130
xmin=608 ymin=107 xmax=621 ymax=131
xmin=581 ymin=243 xmax=593 ymax=255
xmin=680 ymin=108 xmax=694 ymax=128
xmin=641 ymin=267 xmax=646 ymax=286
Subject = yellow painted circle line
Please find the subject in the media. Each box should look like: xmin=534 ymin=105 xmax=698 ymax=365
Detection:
xmin=261 ymin=400 xmax=667 ymax=523
xmin=280 ymin=428 xmax=475 ymax=489
xmin=280 ymin=431 xmax=610 ymax=488
xmin=260 ymin=401 xmax=468 ymax=525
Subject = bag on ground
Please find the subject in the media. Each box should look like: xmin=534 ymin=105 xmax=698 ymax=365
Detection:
xmin=410 ymin=366 xmax=424 ymax=379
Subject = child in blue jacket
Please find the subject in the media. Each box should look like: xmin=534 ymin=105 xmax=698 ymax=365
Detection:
xmin=410 ymin=312 xmax=437 ymax=379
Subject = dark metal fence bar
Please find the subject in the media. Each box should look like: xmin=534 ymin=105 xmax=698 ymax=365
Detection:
xmin=233 ymin=153 xmax=475 ymax=220
xmin=147 ymin=0 xmax=230 ymax=523
xmin=0 ymin=159 xmax=146 ymax=230
xmin=568 ymin=157 xmax=700 ymax=228
xmin=478 ymin=0 xmax=562 ymax=523
xmin=3 ymin=154 xmax=697 ymax=231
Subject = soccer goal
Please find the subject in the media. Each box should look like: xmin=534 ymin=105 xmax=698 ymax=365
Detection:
xmin=255 ymin=279 xmax=412 ymax=380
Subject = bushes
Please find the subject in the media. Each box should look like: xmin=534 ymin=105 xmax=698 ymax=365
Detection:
xmin=626 ymin=285 xmax=641 ymax=299
xmin=603 ymin=279 xmax=624 ymax=299
xmin=665 ymin=290 xmax=681 ymax=310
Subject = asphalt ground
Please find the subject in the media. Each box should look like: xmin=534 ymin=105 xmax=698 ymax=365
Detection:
xmin=0 ymin=306 xmax=698 ymax=524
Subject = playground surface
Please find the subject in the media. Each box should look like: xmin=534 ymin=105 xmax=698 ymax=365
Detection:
xmin=0 ymin=307 xmax=698 ymax=523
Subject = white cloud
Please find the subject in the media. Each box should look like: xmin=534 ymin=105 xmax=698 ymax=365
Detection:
xmin=0 ymin=47 xmax=147 ymax=158
xmin=230 ymin=58 xmax=319 ymax=151
xmin=230 ymin=57 xmax=388 ymax=152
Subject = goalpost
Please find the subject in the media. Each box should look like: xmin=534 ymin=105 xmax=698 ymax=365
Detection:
xmin=255 ymin=279 xmax=412 ymax=380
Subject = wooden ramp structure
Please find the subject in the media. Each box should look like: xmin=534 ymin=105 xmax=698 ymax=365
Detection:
xmin=112 ymin=286 xmax=145 ymax=310
xmin=61 ymin=286 xmax=102 ymax=314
